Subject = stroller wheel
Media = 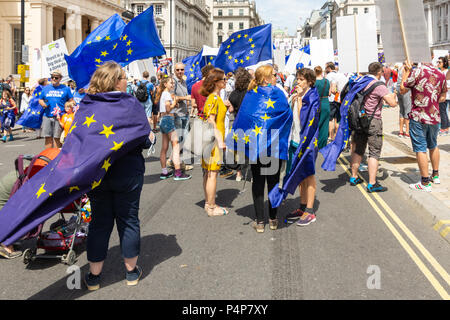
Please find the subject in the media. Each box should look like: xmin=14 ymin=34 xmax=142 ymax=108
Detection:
xmin=23 ymin=248 xmax=34 ymax=265
xmin=64 ymin=250 xmax=77 ymax=266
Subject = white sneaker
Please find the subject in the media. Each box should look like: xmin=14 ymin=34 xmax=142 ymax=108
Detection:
xmin=409 ymin=182 xmax=432 ymax=192
xmin=431 ymin=176 xmax=441 ymax=184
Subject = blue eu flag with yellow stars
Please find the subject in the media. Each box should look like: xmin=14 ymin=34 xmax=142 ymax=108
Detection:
xmin=213 ymin=24 xmax=272 ymax=73
xmin=0 ymin=93 xmax=150 ymax=246
xmin=65 ymin=6 xmax=166 ymax=88
xmin=320 ymin=75 xmax=374 ymax=171
xmin=269 ymin=88 xmax=321 ymax=208
xmin=16 ymin=85 xmax=45 ymax=129
xmin=183 ymin=50 xmax=204 ymax=94
xmin=226 ymin=85 xmax=292 ymax=162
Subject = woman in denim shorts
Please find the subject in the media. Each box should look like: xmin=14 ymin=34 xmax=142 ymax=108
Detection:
xmin=155 ymin=77 xmax=191 ymax=181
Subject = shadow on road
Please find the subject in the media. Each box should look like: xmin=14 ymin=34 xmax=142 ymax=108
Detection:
xmin=320 ymin=172 xmax=348 ymax=193
xmin=27 ymin=233 xmax=182 ymax=300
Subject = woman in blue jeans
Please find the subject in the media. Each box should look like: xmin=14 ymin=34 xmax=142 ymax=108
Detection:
xmin=84 ymin=62 xmax=151 ymax=291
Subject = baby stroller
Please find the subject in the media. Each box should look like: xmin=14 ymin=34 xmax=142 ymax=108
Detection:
xmin=8 ymin=148 xmax=90 ymax=266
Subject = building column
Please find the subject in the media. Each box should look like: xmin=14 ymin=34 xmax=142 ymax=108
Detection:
xmin=65 ymin=8 xmax=76 ymax=54
xmin=46 ymin=5 xmax=53 ymax=44
xmin=91 ymin=18 xmax=100 ymax=32
xmin=75 ymin=12 xmax=82 ymax=48
xmin=29 ymin=3 xmax=47 ymax=79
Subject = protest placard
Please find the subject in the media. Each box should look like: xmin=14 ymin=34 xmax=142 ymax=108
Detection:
xmin=336 ymin=13 xmax=378 ymax=74
xmin=375 ymin=0 xmax=430 ymax=64
xmin=310 ymin=39 xmax=334 ymax=70
xmin=42 ymin=38 xmax=70 ymax=82
xmin=273 ymin=49 xmax=286 ymax=73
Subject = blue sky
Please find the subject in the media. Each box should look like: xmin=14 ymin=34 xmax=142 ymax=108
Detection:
xmin=256 ymin=0 xmax=327 ymax=35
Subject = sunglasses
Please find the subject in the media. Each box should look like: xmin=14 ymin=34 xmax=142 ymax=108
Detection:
xmin=176 ymin=69 xmax=185 ymax=71
xmin=51 ymin=76 xmax=61 ymax=80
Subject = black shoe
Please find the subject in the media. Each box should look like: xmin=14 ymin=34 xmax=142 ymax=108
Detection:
xmin=84 ymin=273 xmax=101 ymax=291
xmin=367 ymin=182 xmax=387 ymax=193
xmin=126 ymin=265 xmax=143 ymax=286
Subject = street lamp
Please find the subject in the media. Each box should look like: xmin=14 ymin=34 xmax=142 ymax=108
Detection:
xmin=328 ymin=1 xmax=334 ymax=39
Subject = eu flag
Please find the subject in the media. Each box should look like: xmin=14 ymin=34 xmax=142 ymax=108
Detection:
xmin=319 ymin=75 xmax=374 ymax=171
xmin=183 ymin=50 xmax=204 ymax=94
xmin=213 ymin=24 xmax=272 ymax=74
xmin=16 ymin=85 xmax=45 ymax=129
xmin=65 ymin=6 xmax=166 ymax=88
xmin=226 ymin=85 xmax=292 ymax=162
xmin=268 ymin=88 xmax=321 ymax=208
xmin=0 ymin=93 xmax=150 ymax=246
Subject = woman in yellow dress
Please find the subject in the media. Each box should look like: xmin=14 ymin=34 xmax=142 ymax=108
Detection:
xmin=200 ymin=68 xmax=229 ymax=216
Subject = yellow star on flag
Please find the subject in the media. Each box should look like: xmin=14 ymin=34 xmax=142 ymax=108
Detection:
xmin=250 ymin=50 xmax=255 ymax=55
xmin=87 ymin=41 xmax=92 ymax=45
xmin=240 ymin=59 xmax=244 ymax=64
xmin=105 ymin=35 xmax=111 ymax=40
xmin=237 ymin=34 xmax=242 ymax=38
xmin=265 ymin=99 xmax=276 ymax=109
xmin=243 ymin=134 xmax=251 ymax=144
xmin=69 ymin=186 xmax=80 ymax=193
xmin=252 ymin=125 xmax=262 ymax=137
xmin=95 ymin=36 xmax=102 ymax=41
xmin=83 ymin=114 xmax=97 ymax=128
xmin=251 ymin=44 xmax=255 ymax=48
xmin=244 ymin=34 xmax=248 ymax=38
xmin=225 ymin=51 xmax=229 ymax=55
xmin=95 ymin=58 xmax=103 ymax=64
xmin=122 ymin=34 xmax=128 ymax=41
xmin=253 ymin=86 xmax=258 ymax=93
xmin=113 ymin=43 xmax=118 ymax=50
xmin=314 ymin=138 xmax=318 ymax=148
xmin=100 ymin=51 xmax=109 ymax=57
xmin=298 ymin=150 xmax=304 ymax=158
xmin=68 ymin=122 xmax=77 ymax=134
xmin=99 ymin=124 xmax=115 ymax=138
xmin=91 ymin=179 xmax=102 ymax=190
xmin=36 ymin=183 xmax=47 ymax=199
xmin=261 ymin=113 xmax=271 ymax=121
xmin=308 ymin=117 xmax=315 ymax=127
xmin=127 ymin=48 xmax=133 ymax=55
xmin=227 ymin=45 xmax=231 ymax=49
xmin=232 ymin=132 xmax=239 ymax=142
xmin=228 ymin=56 xmax=233 ymax=60
xmin=246 ymin=56 xmax=250 ymax=61
xmin=102 ymin=158 xmax=112 ymax=172
xmin=111 ymin=141 xmax=124 ymax=151
xmin=249 ymin=38 xmax=253 ymax=43
xmin=231 ymin=39 xmax=235 ymax=43
xmin=126 ymin=40 xmax=132 ymax=46
xmin=234 ymin=59 xmax=238 ymax=63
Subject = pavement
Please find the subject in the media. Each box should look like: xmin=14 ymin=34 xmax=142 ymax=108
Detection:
xmin=379 ymin=106 xmax=450 ymax=243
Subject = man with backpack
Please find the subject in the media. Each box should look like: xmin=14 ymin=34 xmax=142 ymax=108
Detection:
xmin=349 ymin=62 xmax=398 ymax=193
xmin=136 ymin=71 xmax=155 ymax=129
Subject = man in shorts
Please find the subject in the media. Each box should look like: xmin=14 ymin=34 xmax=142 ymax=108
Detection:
xmin=349 ymin=62 xmax=398 ymax=193
xmin=400 ymin=61 xmax=447 ymax=192
xmin=39 ymin=71 xmax=73 ymax=149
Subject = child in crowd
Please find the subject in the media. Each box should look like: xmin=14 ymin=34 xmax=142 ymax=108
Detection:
xmin=59 ymin=100 xmax=75 ymax=143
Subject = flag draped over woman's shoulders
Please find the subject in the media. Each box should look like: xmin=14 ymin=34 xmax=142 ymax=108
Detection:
xmin=16 ymin=85 xmax=45 ymax=129
xmin=269 ymin=87 xmax=321 ymax=208
xmin=226 ymin=85 xmax=293 ymax=162
xmin=319 ymin=75 xmax=374 ymax=171
xmin=0 ymin=92 xmax=150 ymax=246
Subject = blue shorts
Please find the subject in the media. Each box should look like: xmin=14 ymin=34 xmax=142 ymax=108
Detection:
xmin=409 ymin=120 xmax=439 ymax=153
xmin=160 ymin=115 xmax=175 ymax=134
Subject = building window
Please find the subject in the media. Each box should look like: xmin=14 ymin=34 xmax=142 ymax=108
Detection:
xmin=136 ymin=4 xmax=144 ymax=15
xmin=239 ymin=22 xmax=244 ymax=30
xmin=13 ymin=26 xmax=21 ymax=73
xmin=229 ymin=22 xmax=233 ymax=30
xmin=218 ymin=35 xmax=223 ymax=45
xmin=239 ymin=9 xmax=244 ymax=16
xmin=229 ymin=9 xmax=233 ymax=16
xmin=155 ymin=4 xmax=162 ymax=15
xmin=353 ymin=8 xmax=358 ymax=15
xmin=377 ymin=34 xmax=381 ymax=45
xmin=218 ymin=9 xmax=222 ymax=16
xmin=218 ymin=22 xmax=223 ymax=30
xmin=158 ymin=26 xmax=163 ymax=40
xmin=364 ymin=8 xmax=369 ymax=14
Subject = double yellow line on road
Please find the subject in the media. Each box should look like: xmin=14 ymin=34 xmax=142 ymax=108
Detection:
xmin=337 ymin=157 xmax=450 ymax=300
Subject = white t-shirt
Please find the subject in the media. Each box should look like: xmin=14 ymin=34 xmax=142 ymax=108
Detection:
xmin=444 ymin=69 xmax=450 ymax=101
xmin=159 ymin=91 xmax=173 ymax=113
xmin=289 ymin=100 xmax=301 ymax=145
xmin=326 ymin=71 xmax=348 ymax=103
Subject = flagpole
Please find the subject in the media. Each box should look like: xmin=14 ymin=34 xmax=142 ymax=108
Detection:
xmin=395 ymin=0 xmax=410 ymax=62
xmin=354 ymin=14 xmax=360 ymax=73
xmin=170 ymin=0 xmax=173 ymax=61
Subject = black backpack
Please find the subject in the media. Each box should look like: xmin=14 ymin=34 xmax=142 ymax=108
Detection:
xmin=135 ymin=81 xmax=149 ymax=102
xmin=348 ymin=81 xmax=385 ymax=134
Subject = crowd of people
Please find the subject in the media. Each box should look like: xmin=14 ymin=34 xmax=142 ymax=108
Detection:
xmin=0 ymin=52 xmax=449 ymax=292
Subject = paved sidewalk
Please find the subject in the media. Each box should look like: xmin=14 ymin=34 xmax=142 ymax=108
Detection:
xmin=379 ymin=106 xmax=450 ymax=242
